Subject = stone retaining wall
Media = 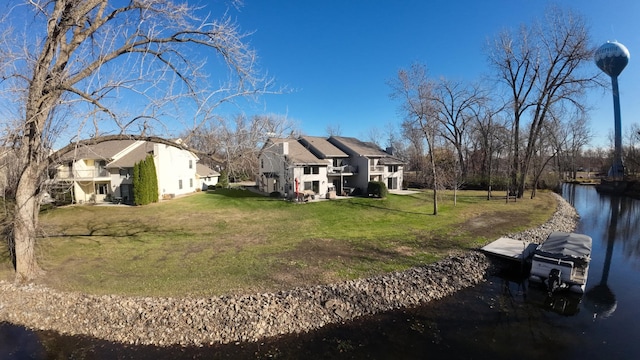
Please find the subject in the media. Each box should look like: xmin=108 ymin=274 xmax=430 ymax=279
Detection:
xmin=0 ymin=193 xmax=578 ymax=346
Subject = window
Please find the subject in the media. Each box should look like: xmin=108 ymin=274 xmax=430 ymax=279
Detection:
xmin=388 ymin=165 xmax=398 ymax=172
xmin=189 ymin=178 xmax=193 ymax=188
xmin=189 ymin=160 xmax=193 ymax=169
xmin=179 ymin=179 xmax=183 ymax=190
xmin=96 ymin=184 xmax=108 ymax=195
xmin=119 ymin=168 xmax=132 ymax=178
xmin=304 ymin=181 xmax=312 ymax=190
xmin=304 ymin=166 xmax=319 ymax=174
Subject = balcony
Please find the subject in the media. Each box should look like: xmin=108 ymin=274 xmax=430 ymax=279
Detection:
xmin=369 ymin=165 xmax=385 ymax=173
xmin=328 ymin=165 xmax=358 ymax=175
xmin=57 ymin=168 xmax=110 ymax=180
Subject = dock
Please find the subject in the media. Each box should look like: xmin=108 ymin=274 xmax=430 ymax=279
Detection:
xmin=481 ymin=237 xmax=537 ymax=261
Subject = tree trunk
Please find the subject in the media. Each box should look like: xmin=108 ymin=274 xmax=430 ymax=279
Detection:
xmin=511 ymin=115 xmax=521 ymax=198
xmin=12 ymin=163 xmax=43 ymax=282
xmin=429 ymin=144 xmax=438 ymax=215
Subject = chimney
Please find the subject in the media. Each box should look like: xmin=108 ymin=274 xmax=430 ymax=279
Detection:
xmin=385 ymin=146 xmax=395 ymax=155
xmin=280 ymin=141 xmax=289 ymax=155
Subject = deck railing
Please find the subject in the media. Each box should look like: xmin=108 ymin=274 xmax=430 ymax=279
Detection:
xmin=57 ymin=168 xmax=110 ymax=179
xmin=328 ymin=165 xmax=358 ymax=174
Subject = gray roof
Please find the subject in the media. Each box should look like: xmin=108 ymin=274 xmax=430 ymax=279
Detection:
xmin=329 ymin=136 xmax=390 ymax=157
xmin=58 ymin=139 xmax=137 ymax=162
xmin=265 ymin=138 xmax=325 ymax=165
xmin=107 ymin=142 xmax=155 ymax=168
xmin=378 ymin=157 xmax=404 ymax=165
xmin=329 ymin=136 xmax=404 ymax=164
xmin=299 ymin=136 xmax=348 ymax=158
xmin=196 ymin=163 xmax=219 ymax=177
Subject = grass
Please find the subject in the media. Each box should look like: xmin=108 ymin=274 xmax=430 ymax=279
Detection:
xmin=0 ymin=188 xmax=557 ymax=297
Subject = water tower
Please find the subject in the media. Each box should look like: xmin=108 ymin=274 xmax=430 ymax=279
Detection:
xmin=595 ymin=41 xmax=630 ymax=179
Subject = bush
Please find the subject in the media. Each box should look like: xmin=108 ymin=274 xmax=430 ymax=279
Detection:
xmin=367 ymin=181 xmax=388 ymax=198
xmin=133 ymin=155 xmax=159 ymax=205
xmin=269 ymin=191 xmax=281 ymax=198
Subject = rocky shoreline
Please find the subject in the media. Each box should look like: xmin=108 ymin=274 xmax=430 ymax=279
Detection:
xmin=0 ymin=193 xmax=578 ymax=347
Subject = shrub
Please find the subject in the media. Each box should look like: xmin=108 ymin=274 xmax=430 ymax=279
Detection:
xmin=133 ymin=155 xmax=159 ymax=205
xmin=269 ymin=191 xmax=281 ymax=198
xmin=367 ymin=181 xmax=388 ymax=198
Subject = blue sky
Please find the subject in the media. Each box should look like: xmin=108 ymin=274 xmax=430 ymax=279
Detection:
xmin=210 ymin=0 xmax=640 ymax=148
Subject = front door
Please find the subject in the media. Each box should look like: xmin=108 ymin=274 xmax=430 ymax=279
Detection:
xmin=387 ymin=177 xmax=397 ymax=190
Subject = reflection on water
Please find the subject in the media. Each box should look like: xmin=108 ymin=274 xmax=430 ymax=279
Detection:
xmin=0 ymin=323 xmax=46 ymax=359
xmin=583 ymin=193 xmax=619 ymax=319
xmin=2 ymin=184 xmax=640 ymax=359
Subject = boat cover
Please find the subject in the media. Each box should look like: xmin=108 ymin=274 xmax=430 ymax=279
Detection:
xmin=534 ymin=232 xmax=592 ymax=263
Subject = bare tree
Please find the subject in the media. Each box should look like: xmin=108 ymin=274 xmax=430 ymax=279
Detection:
xmin=487 ymin=6 xmax=599 ymax=197
xmin=0 ymin=0 xmax=273 ymax=281
xmin=469 ymin=102 xmax=509 ymax=199
xmin=366 ymin=122 xmax=407 ymax=159
xmin=325 ymin=123 xmax=342 ymax=137
xmin=401 ymin=120 xmax=429 ymax=186
xmin=551 ymin=111 xmax=591 ymax=180
xmin=432 ymin=79 xmax=486 ymax=181
xmin=389 ymin=63 xmax=439 ymax=215
xmin=222 ymin=114 xmax=298 ymax=181
xmin=623 ymin=123 xmax=640 ymax=176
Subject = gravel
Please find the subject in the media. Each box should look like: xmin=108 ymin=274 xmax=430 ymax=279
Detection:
xmin=0 ymin=193 xmax=578 ymax=346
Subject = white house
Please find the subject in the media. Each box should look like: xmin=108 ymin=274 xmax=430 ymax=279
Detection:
xmin=196 ymin=163 xmax=220 ymax=190
xmin=258 ymin=136 xmax=404 ymax=200
xmin=259 ymin=138 xmax=329 ymax=199
xmin=327 ymin=136 xmax=404 ymax=192
xmin=53 ymin=138 xmax=199 ymax=204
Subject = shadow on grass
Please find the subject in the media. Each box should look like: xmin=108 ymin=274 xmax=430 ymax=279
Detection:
xmin=42 ymin=220 xmax=153 ymax=240
xmin=336 ymin=198 xmax=434 ymax=216
xmin=205 ymin=188 xmax=264 ymax=198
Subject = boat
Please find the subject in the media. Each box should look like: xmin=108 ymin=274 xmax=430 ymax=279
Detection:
xmin=528 ymin=232 xmax=592 ymax=294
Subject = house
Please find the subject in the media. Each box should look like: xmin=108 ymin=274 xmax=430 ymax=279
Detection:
xmin=52 ymin=138 xmax=199 ymax=204
xmin=327 ymin=136 xmax=404 ymax=192
xmin=259 ymin=138 xmax=329 ymax=199
xmin=258 ymin=136 xmax=404 ymax=200
xmin=297 ymin=136 xmax=352 ymax=195
xmin=196 ymin=163 xmax=220 ymax=190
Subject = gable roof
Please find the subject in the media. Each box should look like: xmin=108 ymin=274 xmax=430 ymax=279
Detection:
xmin=106 ymin=141 xmax=155 ymax=168
xmin=329 ymin=136 xmax=405 ymax=164
xmin=196 ymin=163 xmax=219 ymax=177
xmin=299 ymin=136 xmax=348 ymax=158
xmin=265 ymin=138 xmax=325 ymax=165
xmin=57 ymin=138 xmax=197 ymax=169
xmin=57 ymin=139 xmax=138 ymax=162
xmin=328 ymin=136 xmax=390 ymax=157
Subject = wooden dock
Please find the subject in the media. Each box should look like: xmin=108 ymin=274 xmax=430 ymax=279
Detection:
xmin=481 ymin=237 xmax=537 ymax=261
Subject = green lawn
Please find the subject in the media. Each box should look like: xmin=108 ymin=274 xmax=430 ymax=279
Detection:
xmin=0 ymin=188 xmax=556 ymax=297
